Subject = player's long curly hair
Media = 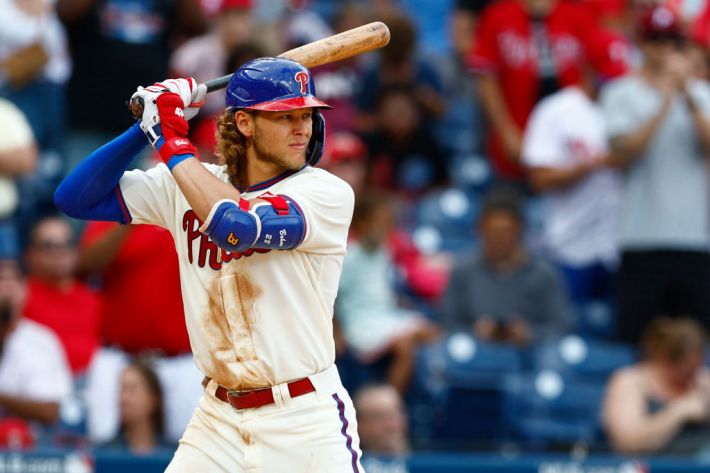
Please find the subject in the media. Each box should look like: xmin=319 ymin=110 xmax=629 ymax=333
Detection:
xmin=216 ymin=110 xmax=250 ymax=190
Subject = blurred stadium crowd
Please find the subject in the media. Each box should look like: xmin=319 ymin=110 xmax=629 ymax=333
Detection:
xmin=2 ymin=0 xmax=710 ymax=469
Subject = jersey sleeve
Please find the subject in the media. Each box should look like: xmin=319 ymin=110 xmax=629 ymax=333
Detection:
xmin=278 ymin=171 xmax=355 ymax=254
xmin=522 ymin=98 xmax=565 ymax=167
xmin=119 ymin=163 xmax=178 ymax=229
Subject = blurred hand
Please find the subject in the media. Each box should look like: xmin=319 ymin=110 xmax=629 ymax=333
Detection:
xmin=501 ymin=126 xmax=523 ymax=163
xmin=673 ymin=391 xmax=709 ymax=424
xmin=663 ymin=52 xmax=691 ymax=92
xmin=473 ymin=317 xmax=498 ymax=341
xmin=505 ymin=319 xmax=532 ymax=346
xmin=577 ymin=155 xmax=608 ymax=175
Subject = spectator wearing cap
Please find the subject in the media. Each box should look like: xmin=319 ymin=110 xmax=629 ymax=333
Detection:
xmin=441 ymin=186 xmax=572 ymax=346
xmin=521 ymin=30 xmax=631 ymax=334
xmin=0 ymin=257 xmax=72 ymax=441
xmin=468 ymin=0 xmax=599 ymax=182
xmin=320 ymin=131 xmax=368 ymax=196
xmin=600 ymin=5 xmax=710 ymax=343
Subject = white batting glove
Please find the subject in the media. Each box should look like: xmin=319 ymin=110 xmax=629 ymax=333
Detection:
xmin=131 ymin=77 xmax=207 ymax=147
xmin=144 ymin=78 xmax=206 ymax=120
xmin=131 ymin=78 xmax=206 ymax=125
xmin=131 ymin=86 xmax=162 ymax=142
xmin=186 ymin=83 xmax=207 ymax=120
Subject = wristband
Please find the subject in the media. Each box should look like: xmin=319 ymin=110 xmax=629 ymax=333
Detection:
xmin=167 ymin=153 xmax=194 ymax=171
xmin=158 ymin=137 xmax=198 ymax=166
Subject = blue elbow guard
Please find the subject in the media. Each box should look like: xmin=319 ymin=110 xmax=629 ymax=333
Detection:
xmin=203 ymin=200 xmax=259 ymax=253
xmin=250 ymin=200 xmax=305 ymax=250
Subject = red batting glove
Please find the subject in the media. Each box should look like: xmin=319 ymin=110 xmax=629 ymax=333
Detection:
xmin=155 ymin=92 xmax=197 ymax=165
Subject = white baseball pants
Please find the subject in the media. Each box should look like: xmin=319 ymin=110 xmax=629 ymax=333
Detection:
xmin=164 ymin=364 xmax=365 ymax=472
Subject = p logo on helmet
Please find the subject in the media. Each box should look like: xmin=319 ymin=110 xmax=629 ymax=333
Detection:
xmin=294 ymin=72 xmax=309 ymax=94
xmin=225 ymin=57 xmax=331 ymax=166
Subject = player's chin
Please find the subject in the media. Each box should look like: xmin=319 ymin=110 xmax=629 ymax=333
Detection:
xmin=285 ymin=149 xmax=307 ymax=169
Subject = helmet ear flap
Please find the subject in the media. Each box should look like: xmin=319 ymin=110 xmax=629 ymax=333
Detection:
xmin=306 ymin=111 xmax=326 ymax=166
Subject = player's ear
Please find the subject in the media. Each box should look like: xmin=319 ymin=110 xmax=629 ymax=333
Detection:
xmin=235 ymin=110 xmax=254 ymax=137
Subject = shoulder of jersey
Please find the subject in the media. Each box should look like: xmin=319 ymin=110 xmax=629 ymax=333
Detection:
xmin=287 ymin=166 xmax=354 ymax=194
xmin=15 ymin=319 xmax=63 ymax=350
xmin=601 ymin=74 xmax=637 ymax=96
xmin=537 ymin=87 xmax=579 ymax=113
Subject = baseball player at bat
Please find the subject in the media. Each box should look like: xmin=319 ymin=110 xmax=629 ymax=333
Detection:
xmin=55 ymin=57 xmax=364 ymax=472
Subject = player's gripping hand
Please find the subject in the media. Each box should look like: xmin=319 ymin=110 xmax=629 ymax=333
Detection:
xmin=131 ymin=78 xmax=206 ymax=167
xmin=132 ymin=77 xmax=207 ymax=123
xmin=131 ymin=77 xmax=206 ymax=143
xmin=151 ymin=91 xmax=197 ymax=166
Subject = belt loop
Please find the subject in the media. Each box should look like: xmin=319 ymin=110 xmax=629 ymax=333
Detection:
xmin=280 ymin=382 xmax=294 ymax=408
xmin=271 ymin=384 xmax=285 ymax=409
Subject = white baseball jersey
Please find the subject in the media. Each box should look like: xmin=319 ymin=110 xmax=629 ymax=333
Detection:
xmin=522 ymin=86 xmax=621 ymax=268
xmin=118 ymin=163 xmax=354 ymax=390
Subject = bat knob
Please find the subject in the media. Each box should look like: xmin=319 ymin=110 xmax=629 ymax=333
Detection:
xmin=128 ymin=97 xmax=144 ymax=120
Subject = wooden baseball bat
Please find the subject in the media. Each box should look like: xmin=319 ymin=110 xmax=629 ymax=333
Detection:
xmin=128 ymin=21 xmax=390 ymax=119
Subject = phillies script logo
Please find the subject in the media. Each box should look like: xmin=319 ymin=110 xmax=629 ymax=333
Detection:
xmin=294 ymin=71 xmax=309 ymax=94
xmin=182 ymin=210 xmax=269 ymax=270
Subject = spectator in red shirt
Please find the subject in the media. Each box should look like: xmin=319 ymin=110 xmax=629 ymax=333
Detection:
xmin=79 ymin=222 xmax=190 ymax=356
xmin=469 ymin=0 xmax=598 ymax=181
xmin=22 ymin=216 xmax=100 ymax=376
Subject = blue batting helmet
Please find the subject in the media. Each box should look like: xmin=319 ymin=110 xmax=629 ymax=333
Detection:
xmin=226 ymin=57 xmax=330 ymax=166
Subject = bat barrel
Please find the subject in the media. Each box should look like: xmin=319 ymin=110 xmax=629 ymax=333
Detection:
xmin=127 ymin=21 xmax=389 ymax=119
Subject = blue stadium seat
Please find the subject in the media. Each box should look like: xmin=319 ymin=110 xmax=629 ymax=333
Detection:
xmin=574 ymin=300 xmax=616 ymax=340
xmin=410 ymin=333 xmax=522 ymax=448
xmin=446 ymin=154 xmax=491 ymax=191
xmin=411 ymin=187 xmax=479 ymax=254
xmin=531 ymin=335 xmax=637 ymax=382
xmin=502 ymin=370 xmax=607 ymax=449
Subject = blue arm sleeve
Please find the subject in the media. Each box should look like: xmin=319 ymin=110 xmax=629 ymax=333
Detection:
xmin=204 ymin=200 xmax=305 ymax=253
xmin=54 ymin=123 xmax=147 ymax=223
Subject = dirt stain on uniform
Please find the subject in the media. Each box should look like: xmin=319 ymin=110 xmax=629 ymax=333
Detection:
xmin=236 ymin=425 xmax=253 ymax=446
xmin=203 ymin=275 xmax=239 ymax=385
xmin=232 ymin=272 xmax=261 ymax=335
xmin=202 ymin=262 xmax=273 ymax=390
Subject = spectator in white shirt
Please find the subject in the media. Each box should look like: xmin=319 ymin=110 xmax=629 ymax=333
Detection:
xmin=522 ymin=29 xmax=631 ymax=335
xmin=0 ymin=257 xmax=72 ymax=426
